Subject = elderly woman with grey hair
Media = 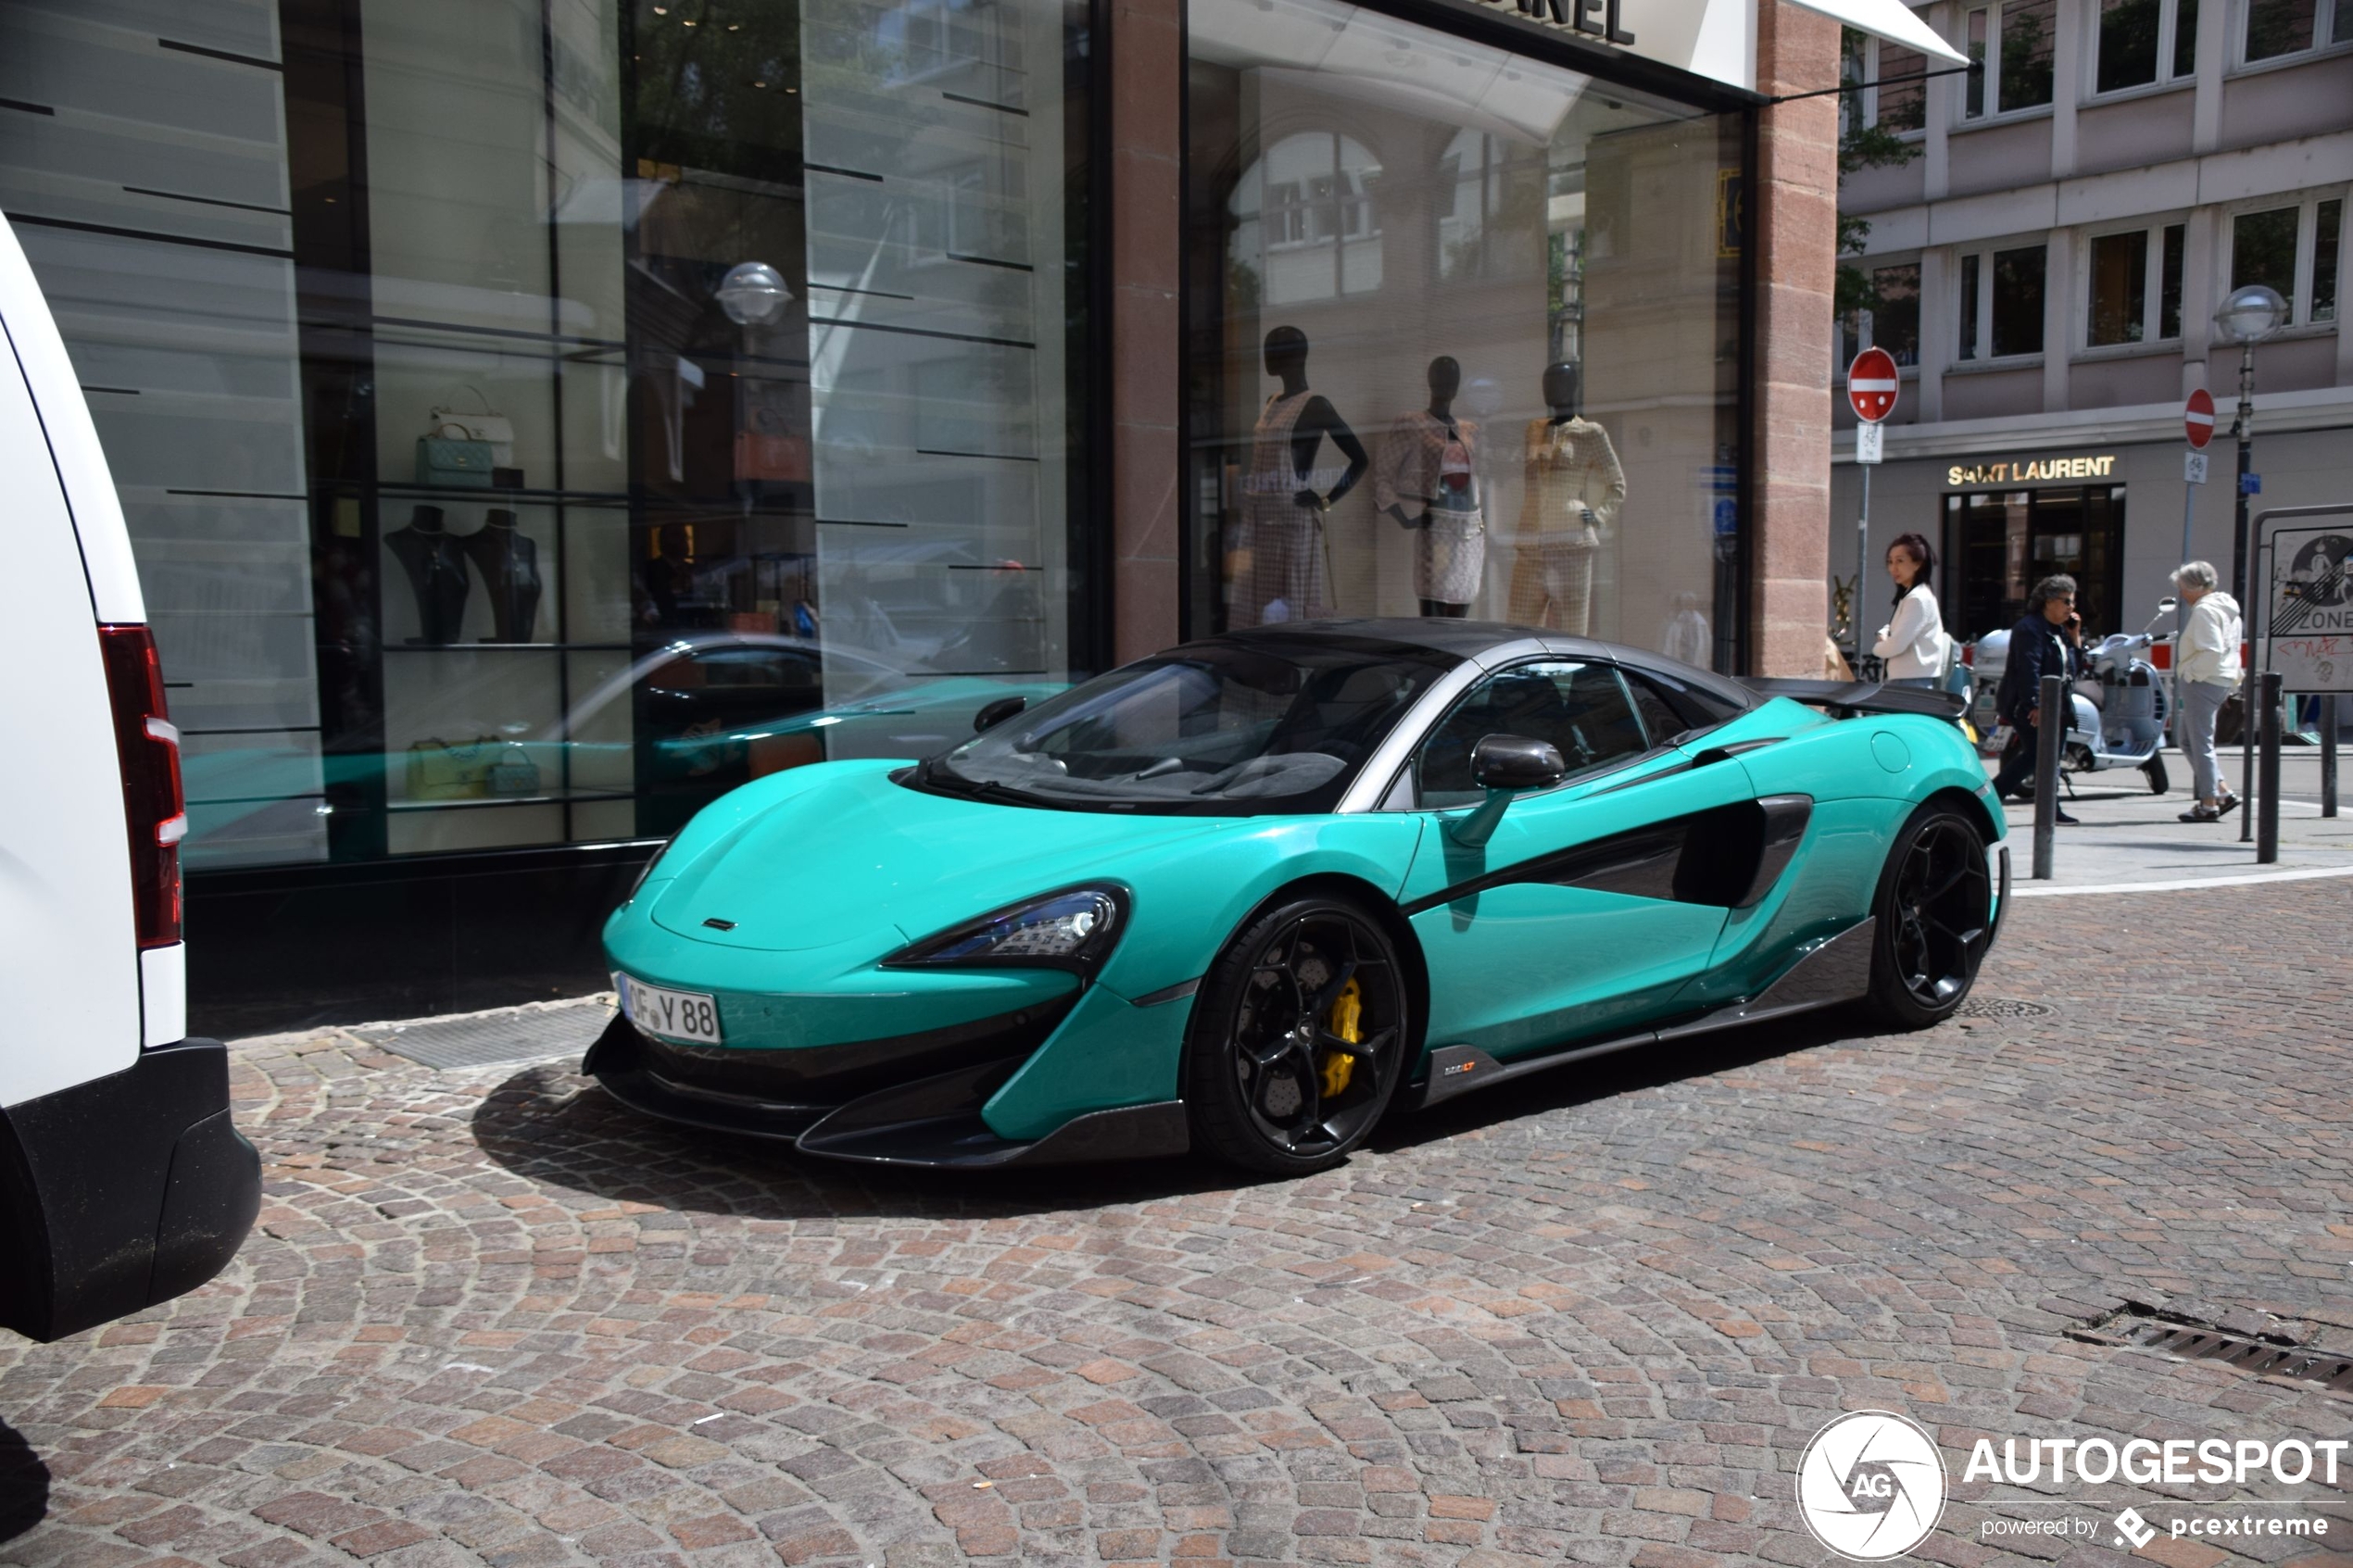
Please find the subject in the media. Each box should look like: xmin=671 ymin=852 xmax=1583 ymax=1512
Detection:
xmin=2171 ymin=560 xmax=2242 ymax=822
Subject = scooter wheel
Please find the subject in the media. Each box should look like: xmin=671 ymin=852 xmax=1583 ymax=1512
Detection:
xmin=2143 ymin=757 xmax=2169 ymax=795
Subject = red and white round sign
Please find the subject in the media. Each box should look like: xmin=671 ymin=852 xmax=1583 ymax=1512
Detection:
xmin=2184 ymin=387 xmax=2216 ymax=448
xmin=1847 ymin=347 xmax=1899 ymax=423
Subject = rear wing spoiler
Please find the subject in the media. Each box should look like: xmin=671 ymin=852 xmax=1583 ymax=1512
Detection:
xmin=1738 ymin=678 xmax=1968 ymax=722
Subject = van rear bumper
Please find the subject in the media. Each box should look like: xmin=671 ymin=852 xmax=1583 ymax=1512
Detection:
xmin=0 ymin=1037 xmax=259 ymax=1342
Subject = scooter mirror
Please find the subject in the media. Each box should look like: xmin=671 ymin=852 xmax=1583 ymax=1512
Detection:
xmin=2156 ymin=596 xmax=2178 ymax=613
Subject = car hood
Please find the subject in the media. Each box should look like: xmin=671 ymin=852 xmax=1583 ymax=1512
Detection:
xmin=649 ymin=765 xmax=1236 ymax=953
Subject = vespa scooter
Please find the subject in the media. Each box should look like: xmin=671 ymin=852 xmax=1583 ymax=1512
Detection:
xmin=2062 ymin=597 xmax=2177 ymax=794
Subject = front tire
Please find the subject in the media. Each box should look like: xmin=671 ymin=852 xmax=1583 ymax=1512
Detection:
xmin=2143 ymin=756 xmax=2170 ymax=794
xmin=1860 ymin=803 xmax=1994 ymax=1029
xmin=1183 ymin=895 xmax=1409 ymax=1176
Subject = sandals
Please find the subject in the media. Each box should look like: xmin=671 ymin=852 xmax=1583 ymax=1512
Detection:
xmin=2180 ymin=804 xmax=2222 ymax=822
xmin=2215 ymin=793 xmax=2242 ymax=817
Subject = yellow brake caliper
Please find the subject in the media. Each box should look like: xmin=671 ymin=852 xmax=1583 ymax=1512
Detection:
xmin=1319 ymin=977 xmax=1361 ymax=1098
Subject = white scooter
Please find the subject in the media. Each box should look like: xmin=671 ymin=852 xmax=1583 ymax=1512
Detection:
xmin=2067 ymin=598 xmax=2177 ymax=794
xmin=1969 ymin=598 xmax=2176 ymax=794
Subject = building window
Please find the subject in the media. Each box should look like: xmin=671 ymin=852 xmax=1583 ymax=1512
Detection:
xmin=1963 ymin=0 xmax=2057 ymax=117
xmin=2229 ymin=195 xmax=2347 ymax=325
xmin=2085 ymin=222 xmax=2186 ymax=345
xmin=1842 ymin=29 xmax=1929 ymax=133
xmin=1957 ymin=244 xmax=2046 ymax=359
xmin=1843 ymin=261 xmax=1922 ymax=370
xmin=2244 ymin=0 xmax=2352 ymax=60
xmin=2096 ymin=0 xmax=2198 ymax=90
xmin=1186 ymin=0 xmax=1745 ymax=667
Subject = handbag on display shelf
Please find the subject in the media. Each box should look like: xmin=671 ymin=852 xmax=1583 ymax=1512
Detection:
xmin=405 ymin=735 xmax=497 ymax=800
xmin=484 ymin=743 xmax=543 ymax=797
xmin=416 ymin=422 xmax=496 ymax=488
xmin=425 ymin=387 xmax=517 ymax=466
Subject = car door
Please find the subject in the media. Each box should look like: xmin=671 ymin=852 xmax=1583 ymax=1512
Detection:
xmin=1396 ymin=659 xmax=1762 ymax=1060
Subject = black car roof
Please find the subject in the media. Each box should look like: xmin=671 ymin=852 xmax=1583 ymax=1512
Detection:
xmin=1192 ymin=618 xmax=1759 ymax=714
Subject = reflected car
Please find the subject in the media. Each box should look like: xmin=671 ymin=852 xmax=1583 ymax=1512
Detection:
xmin=591 ymin=620 xmax=2009 ymax=1176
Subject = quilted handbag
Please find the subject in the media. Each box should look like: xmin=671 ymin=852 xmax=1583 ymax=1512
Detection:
xmin=484 ymin=743 xmax=542 ymax=797
xmin=405 ymin=735 xmax=496 ymax=799
xmin=416 ymin=422 xmax=495 ymax=488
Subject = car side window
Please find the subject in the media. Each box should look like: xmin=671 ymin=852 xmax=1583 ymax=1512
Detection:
xmin=1413 ymin=661 xmax=1649 ymax=808
xmin=1620 ymin=673 xmax=1686 ymax=746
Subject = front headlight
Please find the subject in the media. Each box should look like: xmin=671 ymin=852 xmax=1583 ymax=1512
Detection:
xmin=883 ymin=885 xmax=1126 ymax=974
xmin=626 ymin=837 xmax=673 ymax=904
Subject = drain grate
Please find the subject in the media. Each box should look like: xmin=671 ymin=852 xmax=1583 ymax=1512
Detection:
xmin=2078 ymin=1312 xmax=2353 ymax=1396
xmin=357 ymin=996 xmax=612 ymax=1070
xmin=1956 ymin=996 xmax=2055 ymax=1019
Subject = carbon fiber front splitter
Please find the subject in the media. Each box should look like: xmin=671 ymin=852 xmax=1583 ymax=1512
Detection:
xmin=584 ymin=1014 xmax=1189 ymax=1169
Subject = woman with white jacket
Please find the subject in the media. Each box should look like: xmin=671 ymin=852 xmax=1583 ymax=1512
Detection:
xmin=1872 ymin=532 xmax=1948 ymax=685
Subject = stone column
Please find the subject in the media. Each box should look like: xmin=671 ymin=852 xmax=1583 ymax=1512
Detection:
xmin=1109 ymin=0 xmax=1183 ymax=665
xmin=1750 ymin=0 xmax=1840 ymax=676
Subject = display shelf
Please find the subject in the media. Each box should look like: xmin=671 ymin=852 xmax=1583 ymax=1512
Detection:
xmin=388 ymin=789 xmax=635 ymax=812
xmin=382 ymin=641 xmax=635 ymax=653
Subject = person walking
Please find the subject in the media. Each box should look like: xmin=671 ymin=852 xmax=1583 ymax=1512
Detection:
xmin=1872 ymin=533 xmax=1948 ymax=688
xmin=2171 ymin=560 xmax=2242 ymax=822
xmin=1991 ymin=574 xmax=2082 ymax=822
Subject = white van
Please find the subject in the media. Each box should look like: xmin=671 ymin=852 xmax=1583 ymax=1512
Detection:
xmin=0 ymin=212 xmax=258 ymax=1342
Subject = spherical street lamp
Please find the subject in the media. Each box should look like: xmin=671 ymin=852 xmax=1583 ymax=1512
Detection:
xmin=2211 ymin=282 xmax=2286 ymax=345
xmin=2213 ymin=281 xmax=2287 ymax=838
xmin=715 ymin=260 xmax=794 ymax=326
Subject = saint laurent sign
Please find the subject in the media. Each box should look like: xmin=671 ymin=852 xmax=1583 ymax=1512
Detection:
xmin=1946 ymin=453 xmax=2120 ymax=486
xmin=1474 ymin=0 xmax=1639 ymax=45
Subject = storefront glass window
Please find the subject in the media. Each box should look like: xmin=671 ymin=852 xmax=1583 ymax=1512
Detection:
xmin=0 ymin=0 xmax=1092 ymax=867
xmin=1184 ymin=0 xmax=1743 ymax=670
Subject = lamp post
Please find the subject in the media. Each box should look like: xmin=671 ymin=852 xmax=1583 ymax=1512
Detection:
xmin=2211 ymin=283 xmax=2284 ymax=842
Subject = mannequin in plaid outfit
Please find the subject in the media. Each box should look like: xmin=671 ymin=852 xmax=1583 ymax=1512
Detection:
xmin=1507 ymin=362 xmax=1624 ymax=634
xmin=1235 ymin=327 xmax=1367 ymax=627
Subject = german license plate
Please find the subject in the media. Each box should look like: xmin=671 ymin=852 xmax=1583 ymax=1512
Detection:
xmin=617 ymin=973 xmax=723 ymax=1044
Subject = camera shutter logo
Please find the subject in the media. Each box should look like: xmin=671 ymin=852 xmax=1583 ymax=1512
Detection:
xmin=1796 ymin=1411 xmax=1948 ymax=1561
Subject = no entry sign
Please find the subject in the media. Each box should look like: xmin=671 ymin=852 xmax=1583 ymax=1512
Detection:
xmin=1847 ymin=347 xmax=1899 ymax=423
xmin=2185 ymin=387 xmax=2216 ymax=448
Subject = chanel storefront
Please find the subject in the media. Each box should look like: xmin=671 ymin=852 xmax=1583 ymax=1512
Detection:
xmin=0 ymin=0 xmax=1940 ymax=1030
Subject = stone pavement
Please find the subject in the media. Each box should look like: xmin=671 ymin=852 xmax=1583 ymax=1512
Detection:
xmin=4 ymin=882 xmax=2351 ymax=1568
xmin=1988 ymin=750 xmax=2353 ymax=892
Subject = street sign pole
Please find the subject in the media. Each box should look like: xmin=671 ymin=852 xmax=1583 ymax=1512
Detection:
xmin=1846 ymin=351 xmax=1897 ymax=672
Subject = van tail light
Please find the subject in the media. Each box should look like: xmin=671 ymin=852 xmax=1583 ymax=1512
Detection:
xmin=98 ymin=624 xmax=184 ymax=948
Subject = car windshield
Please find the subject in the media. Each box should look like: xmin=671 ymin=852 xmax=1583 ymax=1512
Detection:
xmin=921 ymin=638 xmax=1458 ymax=813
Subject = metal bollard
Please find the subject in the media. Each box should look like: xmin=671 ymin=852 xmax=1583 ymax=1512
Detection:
xmin=2032 ymin=672 xmax=2063 ymax=880
xmin=2240 ymin=666 xmax=2258 ymax=844
xmin=2258 ymin=671 xmax=2283 ymax=864
xmin=2324 ymin=693 xmax=2340 ymax=819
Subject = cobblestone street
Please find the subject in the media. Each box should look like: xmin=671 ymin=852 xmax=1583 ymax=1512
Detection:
xmin=3 ymin=880 xmax=2350 ymax=1568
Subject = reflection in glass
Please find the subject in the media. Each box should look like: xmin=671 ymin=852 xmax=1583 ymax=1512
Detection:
xmin=0 ymin=0 xmax=1088 ymax=866
xmin=1186 ymin=0 xmax=1741 ymax=670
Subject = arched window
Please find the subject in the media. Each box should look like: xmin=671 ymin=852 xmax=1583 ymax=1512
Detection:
xmin=1227 ymin=131 xmax=1384 ymax=306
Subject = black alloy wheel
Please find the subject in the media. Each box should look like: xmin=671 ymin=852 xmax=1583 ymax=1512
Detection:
xmin=1862 ymin=804 xmax=1994 ymax=1028
xmin=1185 ymin=896 xmax=1408 ymax=1175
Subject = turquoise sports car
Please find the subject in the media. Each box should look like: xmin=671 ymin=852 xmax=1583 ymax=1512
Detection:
xmin=589 ymin=621 xmax=2007 ymax=1175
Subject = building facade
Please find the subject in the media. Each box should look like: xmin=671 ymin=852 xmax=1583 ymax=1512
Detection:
xmin=1831 ymin=0 xmax=2350 ymax=646
xmin=2 ymin=0 xmax=1863 ymax=1031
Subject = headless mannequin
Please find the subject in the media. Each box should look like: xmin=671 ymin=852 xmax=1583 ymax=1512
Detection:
xmin=384 ymin=504 xmax=470 ymax=645
xmin=1507 ymin=361 xmax=1625 ymax=635
xmin=1239 ymin=327 xmax=1369 ymax=624
xmin=1378 ymin=356 xmax=1481 ymax=618
xmin=461 ymin=508 xmax=543 ymax=643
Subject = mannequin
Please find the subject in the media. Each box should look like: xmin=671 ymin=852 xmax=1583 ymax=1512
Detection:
xmin=384 ymin=504 xmax=470 ymax=644
xmin=1506 ymin=361 xmax=1625 ymax=634
xmin=1374 ymin=356 xmax=1485 ymax=617
xmin=1239 ymin=326 xmax=1368 ymax=625
xmin=461 ymin=508 xmax=543 ymax=643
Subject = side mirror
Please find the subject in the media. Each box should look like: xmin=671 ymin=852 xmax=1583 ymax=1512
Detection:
xmin=1471 ymin=734 xmax=1567 ymax=792
xmin=1450 ymin=734 xmax=1567 ymax=847
xmin=2157 ymin=596 xmax=2179 ymax=613
xmin=973 ymin=694 xmax=1028 ymax=734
